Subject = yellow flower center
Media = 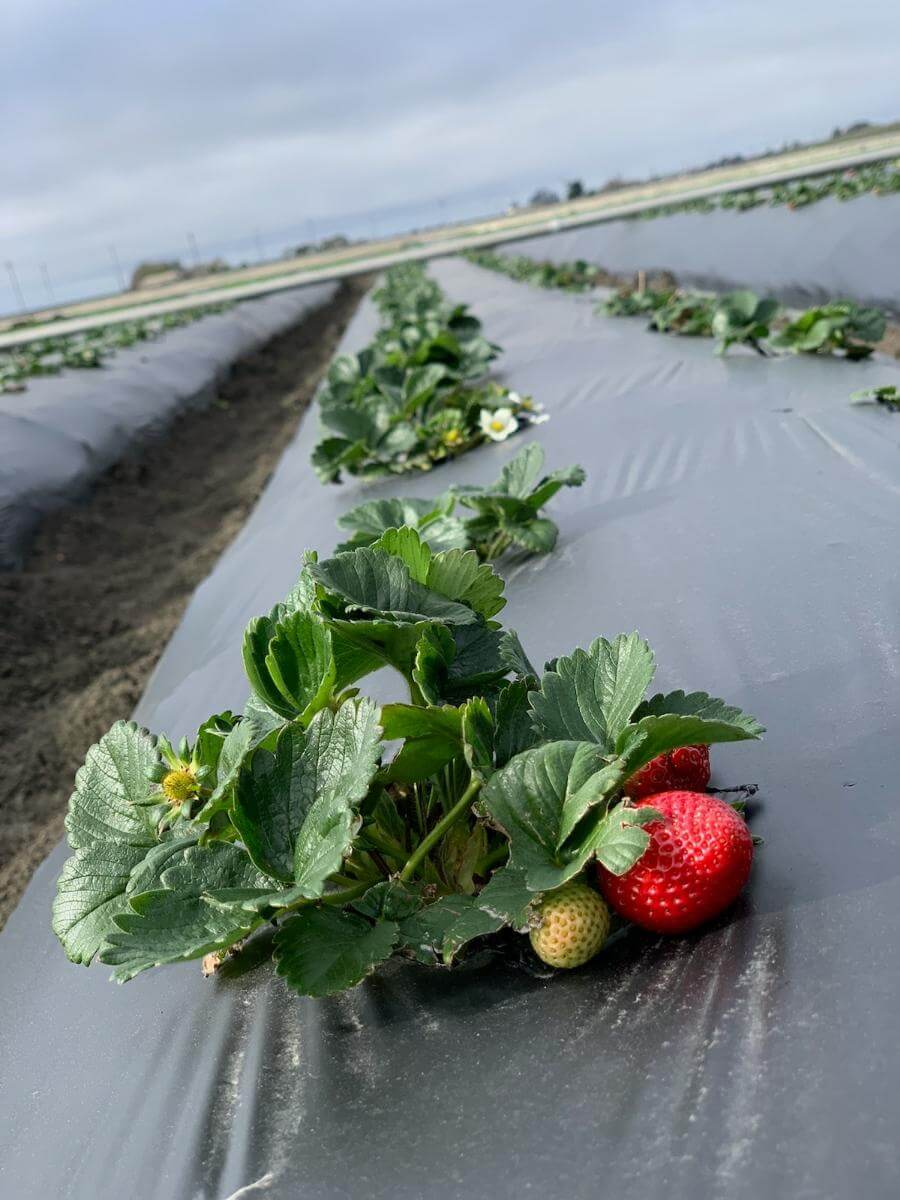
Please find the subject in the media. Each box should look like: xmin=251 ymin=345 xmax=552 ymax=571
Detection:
xmin=162 ymin=766 xmax=199 ymax=805
xmin=490 ymin=419 xmax=506 ymax=432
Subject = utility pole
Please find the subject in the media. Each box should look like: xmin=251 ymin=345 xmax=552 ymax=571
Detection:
xmin=40 ymin=263 xmax=56 ymax=306
xmin=108 ymin=244 xmax=126 ymax=291
xmin=5 ymin=261 xmax=25 ymax=313
xmin=186 ymin=231 xmax=200 ymax=266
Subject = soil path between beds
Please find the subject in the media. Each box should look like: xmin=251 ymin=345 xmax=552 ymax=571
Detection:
xmin=0 ymin=277 xmax=370 ymax=930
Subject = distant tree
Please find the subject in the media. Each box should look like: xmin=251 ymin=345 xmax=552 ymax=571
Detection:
xmin=566 ymin=180 xmax=585 ymax=200
xmin=130 ymin=260 xmax=181 ymax=290
xmin=529 ymin=188 xmax=560 ymax=207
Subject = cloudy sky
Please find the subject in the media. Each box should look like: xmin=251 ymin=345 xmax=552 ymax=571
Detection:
xmin=1 ymin=0 xmax=897 ymax=311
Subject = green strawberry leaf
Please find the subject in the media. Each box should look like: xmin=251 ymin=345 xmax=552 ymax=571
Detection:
xmin=52 ymin=721 xmax=163 ymax=963
xmin=336 ymin=497 xmax=442 ymax=546
xmin=101 ymin=843 xmax=269 ymax=982
xmin=412 ymin=625 xmax=455 ymax=705
xmin=62 ymin=719 xmax=160 ymax=851
xmin=380 ymin=702 xmax=463 ymax=783
xmin=412 ymin=624 xmax=509 ymax=705
xmin=192 ymin=712 xmax=236 ymax=777
xmin=591 ymin=803 xmax=665 ymax=875
xmin=445 ymin=625 xmax=509 ymax=696
xmin=425 ymin=547 xmax=506 ymax=619
xmin=53 ymin=844 xmax=155 ymax=966
xmin=397 ymin=866 xmax=536 ymax=964
xmin=462 ymin=695 xmax=494 ymax=780
xmin=372 ymin=526 xmax=432 ymax=583
xmin=124 ymin=835 xmax=203 ymax=896
xmin=480 ymin=741 xmax=628 ymax=891
xmin=231 ymin=699 xmax=382 ymax=889
xmin=397 ymin=894 xmax=493 ymax=964
xmin=498 ymin=629 xmax=538 ymax=680
xmin=242 ymin=614 xmax=283 ymax=714
xmin=264 ymin=611 xmax=336 ymax=723
xmin=506 ymin=517 xmax=558 ymax=554
xmin=529 ymin=633 xmax=656 ymax=751
xmin=242 ymin=610 xmax=335 ymax=723
xmin=618 ymin=691 xmax=764 ymax=773
xmin=475 ymin=864 xmax=539 ymax=928
xmin=492 ymin=679 xmax=542 ymax=768
xmin=329 ymin=625 xmax=390 ymax=689
xmin=273 ymin=907 xmax=399 ymax=997
xmin=310 ymin=547 xmax=479 ymax=626
xmin=195 ymin=699 xmax=285 ymax=821
xmin=352 ymin=880 xmax=424 ymax=921
xmin=527 ymin=464 xmax=586 ymax=511
xmin=492 ymin=443 xmax=546 ymax=498
xmin=328 ymin=616 xmax=435 ymax=678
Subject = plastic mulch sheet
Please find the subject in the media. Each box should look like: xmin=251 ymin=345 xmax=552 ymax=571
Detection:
xmin=0 ymin=282 xmax=337 ymax=568
xmin=1 ymin=259 xmax=899 ymax=1199
xmin=506 ymin=192 xmax=900 ymax=314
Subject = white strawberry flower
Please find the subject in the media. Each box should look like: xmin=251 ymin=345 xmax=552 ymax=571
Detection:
xmin=479 ymin=407 xmax=518 ymax=442
xmin=509 ymin=390 xmax=545 ymax=417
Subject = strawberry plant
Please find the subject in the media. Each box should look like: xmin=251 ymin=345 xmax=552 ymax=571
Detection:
xmin=0 ymin=302 xmax=232 ymax=393
xmin=473 ymin=248 xmax=890 ymax=369
xmin=465 ymin=250 xmax=604 ymax=292
xmin=711 ymin=290 xmax=780 ymax=356
xmin=52 ymin=534 xmax=763 ymax=994
xmin=335 ymin=444 xmax=584 ymax=561
xmin=649 ymin=292 xmax=716 ymax=337
xmin=850 ymin=384 xmax=900 ymax=410
xmin=311 ymin=264 xmax=545 ymax=483
xmin=568 ymin=160 xmax=900 ymax=225
xmin=773 ymin=301 xmax=885 ymax=359
xmin=599 ymin=287 xmax=673 ymax=316
xmin=718 ymin=189 xmax=765 ymax=212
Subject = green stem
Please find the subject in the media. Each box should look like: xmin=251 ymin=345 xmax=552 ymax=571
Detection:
xmin=343 ymin=853 xmax=382 ymax=882
xmin=484 ymin=532 xmax=511 ymax=561
xmin=363 ymin=826 xmax=407 ymax=859
xmin=473 ymin=842 xmax=509 ymax=876
xmin=279 ymin=880 xmax=370 ymax=916
xmin=399 ymin=777 xmax=482 ymax=882
xmin=330 ymin=873 xmax=359 ymax=888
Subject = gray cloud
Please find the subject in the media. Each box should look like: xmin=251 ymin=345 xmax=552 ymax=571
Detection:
xmin=1 ymin=0 xmax=897 ymax=309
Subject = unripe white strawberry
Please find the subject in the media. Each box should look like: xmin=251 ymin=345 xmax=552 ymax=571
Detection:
xmin=529 ymin=881 xmax=610 ymax=968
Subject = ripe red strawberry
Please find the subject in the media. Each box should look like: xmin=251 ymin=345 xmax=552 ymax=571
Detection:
xmin=625 ymin=744 xmax=710 ymax=799
xmin=597 ymin=790 xmax=753 ymax=934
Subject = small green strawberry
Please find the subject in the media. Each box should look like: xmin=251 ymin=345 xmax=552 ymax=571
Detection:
xmin=529 ymin=881 xmax=610 ymax=969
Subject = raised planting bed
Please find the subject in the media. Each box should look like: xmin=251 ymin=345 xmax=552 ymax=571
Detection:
xmin=501 ymin=190 xmax=900 ymax=315
xmin=0 ymin=282 xmax=337 ymax=568
xmin=1 ymin=259 xmax=899 ymax=1199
